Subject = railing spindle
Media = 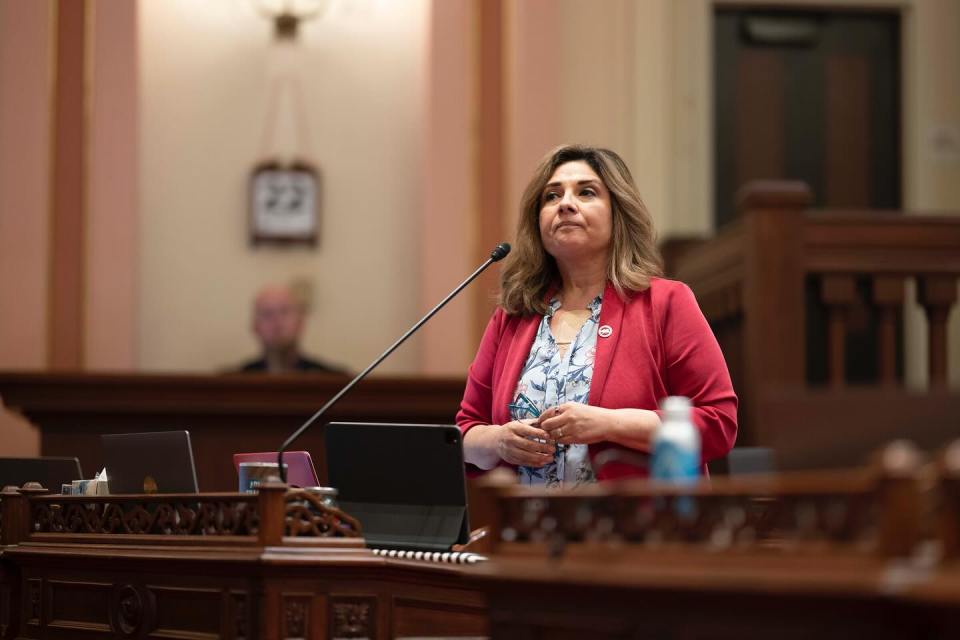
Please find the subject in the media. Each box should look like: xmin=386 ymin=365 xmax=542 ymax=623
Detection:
xmin=917 ymin=275 xmax=958 ymax=388
xmin=871 ymin=275 xmax=906 ymax=385
xmin=821 ymin=275 xmax=858 ymax=388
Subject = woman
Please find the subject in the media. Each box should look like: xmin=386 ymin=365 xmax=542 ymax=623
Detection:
xmin=457 ymin=144 xmax=737 ymax=485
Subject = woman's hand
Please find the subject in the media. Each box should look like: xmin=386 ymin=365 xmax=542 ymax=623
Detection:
xmin=538 ymin=403 xmax=611 ymax=445
xmin=539 ymin=403 xmax=661 ymax=449
xmin=495 ymin=419 xmax=556 ymax=467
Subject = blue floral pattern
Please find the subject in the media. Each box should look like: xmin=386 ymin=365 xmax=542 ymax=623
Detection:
xmin=512 ymin=296 xmax=602 ymax=487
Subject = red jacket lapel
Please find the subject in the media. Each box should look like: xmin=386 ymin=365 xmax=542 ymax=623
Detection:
xmin=494 ymin=313 xmax=541 ymax=425
xmin=588 ymin=282 xmax=625 ymax=407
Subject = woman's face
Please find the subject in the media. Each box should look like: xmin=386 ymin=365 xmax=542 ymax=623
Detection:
xmin=538 ymin=160 xmax=613 ymax=265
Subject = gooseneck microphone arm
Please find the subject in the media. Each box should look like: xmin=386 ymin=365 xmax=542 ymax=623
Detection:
xmin=276 ymin=242 xmax=511 ymax=483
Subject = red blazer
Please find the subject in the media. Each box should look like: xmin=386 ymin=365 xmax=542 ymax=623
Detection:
xmin=456 ymin=278 xmax=738 ymax=479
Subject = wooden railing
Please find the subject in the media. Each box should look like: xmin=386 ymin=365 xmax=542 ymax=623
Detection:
xmin=468 ymin=440 xmax=960 ymax=639
xmin=668 ymin=181 xmax=960 ymax=446
xmin=0 ymin=481 xmax=361 ymax=548
xmin=473 ymin=440 xmax=926 ymax=561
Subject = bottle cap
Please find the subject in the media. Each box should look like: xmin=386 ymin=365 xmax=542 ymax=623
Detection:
xmin=659 ymin=395 xmax=692 ymax=420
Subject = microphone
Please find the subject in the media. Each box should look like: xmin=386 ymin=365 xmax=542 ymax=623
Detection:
xmin=277 ymin=242 xmax=511 ymax=482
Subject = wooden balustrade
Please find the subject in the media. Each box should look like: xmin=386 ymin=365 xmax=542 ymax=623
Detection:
xmin=466 ymin=439 xmax=960 ymax=639
xmin=474 ymin=441 xmax=925 ymax=561
xmin=669 ymin=181 xmax=960 ymax=446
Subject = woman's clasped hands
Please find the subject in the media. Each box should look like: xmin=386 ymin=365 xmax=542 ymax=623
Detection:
xmin=496 ymin=418 xmax=554 ymax=467
xmin=538 ymin=402 xmax=610 ymax=446
xmin=497 ymin=402 xmax=614 ymax=467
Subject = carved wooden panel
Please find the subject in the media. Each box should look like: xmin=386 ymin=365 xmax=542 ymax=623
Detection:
xmin=496 ymin=482 xmax=882 ymax=557
xmin=31 ymin=496 xmax=259 ymax=537
xmin=108 ymin=583 xmax=156 ymax=638
xmin=27 ymin=491 xmax=361 ymax=542
xmin=230 ymin=590 xmax=250 ymax=640
xmin=0 ymin=581 xmax=10 ymax=637
xmin=281 ymin=594 xmax=313 ymax=640
xmin=284 ymin=489 xmax=362 ymax=539
xmin=150 ymin=585 xmax=220 ymax=638
xmin=392 ymin=596 xmax=488 ymax=638
xmin=329 ymin=596 xmax=376 ymax=639
xmin=48 ymin=580 xmax=111 ymax=634
xmin=24 ymin=578 xmax=40 ymax=627
xmin=0 ymin=584 xmax=14 ymax=638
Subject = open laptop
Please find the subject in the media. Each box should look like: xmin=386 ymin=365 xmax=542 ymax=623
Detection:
xmin=101 ymin=431 xmax=199 ymax=494
xmin=232 ymin=451 xmax=320 ymax=488
xmin=325 ymin=422 xmax=469 ymax=551
xmin=0 ymin=457 xmax=83 ymax=492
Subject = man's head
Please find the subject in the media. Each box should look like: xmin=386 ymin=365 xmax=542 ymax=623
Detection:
xmin=252 ymin=284 xmax=306 ymax=355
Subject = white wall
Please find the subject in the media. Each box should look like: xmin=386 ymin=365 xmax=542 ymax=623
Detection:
xmin=137 ymin=0 xmax=428 ymax=374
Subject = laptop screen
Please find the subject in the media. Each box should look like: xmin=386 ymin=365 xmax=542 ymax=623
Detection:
xmin=102 ymin=431 xmax=199 ymax=494
xmin=325 ymin=422 xmax=469 ymax=551
xmin=0 ymin=457 xmax=83 ymax=492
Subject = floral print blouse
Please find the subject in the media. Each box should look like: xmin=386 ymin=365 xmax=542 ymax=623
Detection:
xmin=511 ymin=295 xmax=602 ymax=487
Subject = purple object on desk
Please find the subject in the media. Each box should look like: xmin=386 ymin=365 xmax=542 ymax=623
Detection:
xmin=233 ymin=451 xmax=319 ymax=488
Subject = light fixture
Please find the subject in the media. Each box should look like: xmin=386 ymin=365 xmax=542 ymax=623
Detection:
xmin=255 ymin=0 xmax=329 ymax=41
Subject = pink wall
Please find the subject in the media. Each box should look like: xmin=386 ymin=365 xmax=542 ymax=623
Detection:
xmin=0 ymin=0 xmax=53 ymax=456
xmin=0 ymin=0 xmax=139 ymax=456
xmin=506 ymin=0 xmax=561 ymax=224
xmin=85 ymin=0 xmax=139 ymax=370
xmin=420 ymin=0 xmax=476 ymax=375
xmin=0 ymin=0 xmax=52 ymax=369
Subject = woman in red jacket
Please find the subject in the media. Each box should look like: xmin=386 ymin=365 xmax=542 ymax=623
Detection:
xmin=457 ymin=145 xmax=737 ymax=484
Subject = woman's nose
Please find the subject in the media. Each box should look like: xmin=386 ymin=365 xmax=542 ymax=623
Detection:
xmin=558 ymin=190 xmax=577 ymax=212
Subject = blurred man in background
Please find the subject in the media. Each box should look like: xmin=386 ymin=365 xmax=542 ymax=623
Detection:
xmin=238 ymin=284 xmax=345 ymax=374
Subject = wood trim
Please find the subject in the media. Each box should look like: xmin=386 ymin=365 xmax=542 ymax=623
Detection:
xmin=47 ymin=0 xmax=89 ymax=369
xmin=825 ymin=54 xmax=871 ymax=206
xmin=473 ymin=0 xmax=506 ymax=345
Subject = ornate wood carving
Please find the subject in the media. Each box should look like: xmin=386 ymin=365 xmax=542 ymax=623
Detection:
xmin=31 ymin=495 xmax=260 ymax=537
xmin=232 ymin=591 xmax=249 ymax=640
xmin=497 ymin=487 xmax=880 ymax=556
xmin=488 ymin=444 xmax=924 ymax=559
xmin=330 ymin=596 xmax=376 ymax=639
xmin=25 ymin=490 xmax=363 ymax=541
xmin=284 ymin=489 xmax=363 ymax=538
xmin=109 ymin=584 xmax=156 ymax=638
xmin=0 ymin=582 xmax=10 ymax=636
xmin=25 ymin=578 xmax=40 ymax=626
xmin=282 ymin=596 xmax=310 ymax=640
xmin=115 ymin=586 xmax=144 ymax=636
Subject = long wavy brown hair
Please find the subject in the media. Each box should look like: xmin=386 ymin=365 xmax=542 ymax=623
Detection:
xmin=499 ymin=144 xmax=663 ymax=315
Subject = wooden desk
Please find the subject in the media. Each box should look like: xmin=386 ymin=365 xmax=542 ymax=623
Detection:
xmin=4 ymin=443 xmax=960 ymax=639
xmin=473 ymin=553 xmax=957 ymax=639
xmin=0 ymin=372 xmax=466 ymax=491
xmin=0 ymin=484 xmax=487 ymax=640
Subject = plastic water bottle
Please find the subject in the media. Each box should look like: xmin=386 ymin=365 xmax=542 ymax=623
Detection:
xmin=651 ymin=396 xmax=700 ymax=484
xmin=651 ymin=396 xmax=700 ymax=519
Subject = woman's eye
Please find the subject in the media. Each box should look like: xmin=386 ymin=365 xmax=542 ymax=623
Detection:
xmin=543 ymin=192 xmax=559 ymax=202
xmin=581 ymin=188 xmax=597 ymax=197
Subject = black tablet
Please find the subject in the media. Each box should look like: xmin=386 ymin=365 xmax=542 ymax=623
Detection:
xmin=325 ymin=422 xmax=469 ymax=551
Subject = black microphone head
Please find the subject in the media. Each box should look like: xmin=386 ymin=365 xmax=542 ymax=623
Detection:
xmin=490 ymin=242 xmax=511 ymax=261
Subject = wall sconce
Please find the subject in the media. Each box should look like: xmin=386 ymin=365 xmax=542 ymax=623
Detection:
xmin=255 ymin=0 xmax=329 ymax=41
